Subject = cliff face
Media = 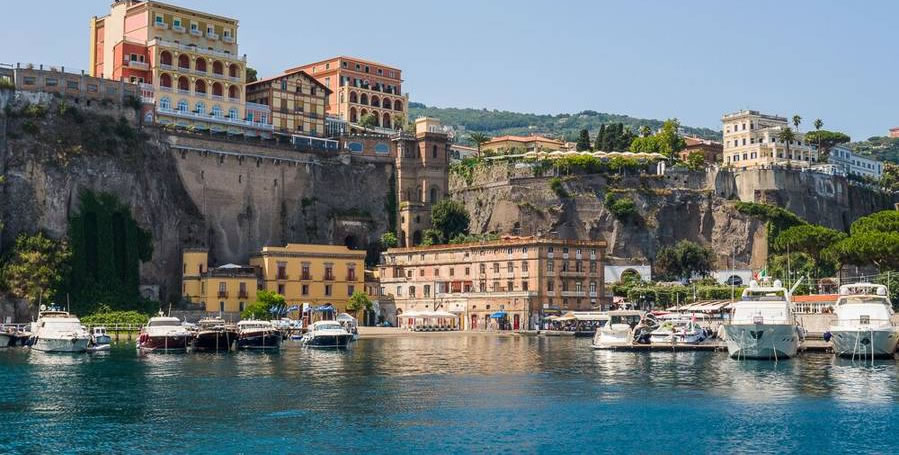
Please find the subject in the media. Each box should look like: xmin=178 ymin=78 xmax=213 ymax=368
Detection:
xmin=0 ymin=95 xmax=392 ymax=302
xmin=450 ymin=162 xmax=896 ymax=268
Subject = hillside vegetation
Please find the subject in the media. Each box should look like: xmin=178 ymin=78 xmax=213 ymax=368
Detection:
xmin=408 ymin=102 xmax=721 ymax=143
xmin=851 ymin=136 xmax=899 ymax=164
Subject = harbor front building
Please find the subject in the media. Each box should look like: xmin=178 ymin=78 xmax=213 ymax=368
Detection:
xmin=249 ymin=244 xmax=366 ymax=314
xmin=182 ymin=248 xmax=259 ymax=315
xmin=89 ymin=0 xmax=272 ymax=136
xmin=378 ymin=237 xmax=607 ymax=330
xmin=721 ymin=110 xmax=818 ymax=168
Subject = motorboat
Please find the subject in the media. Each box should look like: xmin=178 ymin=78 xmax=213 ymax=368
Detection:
xmin=87 ymin=326 xmax=112 ymax=352
xmin=592 ymin=310 xmax=645 ymax=349
xmin=0 ymin=327 xmax=15 ymax=347
xmin=236 ymin=320 xmax=282 ymax=350
xmin=138 ymin=315 xmax=193 ymax=352
xmin=649 ymin=315 xmax=706 ymax=344
xmin=828 ymin=283 xmax=898 ymax=359
xmin=572 ymin=312 xmax=609 ymax=338
xmin=30 ymin=309 xmax=91 ymax=353
xmin=336 ymin=313 xmax=359 ymax=341
xmin=723 ymin=280 xmax=802 ymax=360
xmin=302 ymin=320 xmax=354 ymax=348
xmin=192 ymin=318 xmax=239 ymax=352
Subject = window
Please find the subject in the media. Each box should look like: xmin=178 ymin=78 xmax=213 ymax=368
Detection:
xmin=449 ymin=267 xmax=455 ymax=277
xmin=465 ymin=267 xmax=470 ymax=276
xmin=547 ymin=281 xmax=554 ymax=291
xmin=324 ymin=264 xmax=334 ymax=280
xmin=301 ymin=263 xmax=310 ymax=280
xmin=409 ymin=286 xmax=416 ymax=297
xmin=239 ymin=282 xmax=247 ymax=298
xmin=424 ymin=285 xmax=431 ymax=297
xmin=493 ymin=263 xmax=500 ymax=273
xmin=229 ymin=108 xmax=238 ymax=120
xmin=219 ymin=301 xmax=224 ymax=312
xmin=507 ymin=262 xmax=514 ymax=273
xmin=302 ymin=284 xmax=309 ymax=296
xmin=522 ymin=281 xmax=529 ymax=291
xmin=480 ymin=264 xmax=486 ymax=274
xmin=575 ymin=282 xmax=583 ymax=292
xmin=325 ymin=284 xmax=332 ymax=296
xmin=347 ymin=265 xmax=356 ymax=281
xmin=396 ymin=286 xmax=402 ymax=296
xmin=521 ymin=261 xmax=529 ymax=272
xmin=348 ymin=285 xmax=355 ymax=296
xmin=589 ymin=261 xmax=597 ymax=273
xmin=67 ymin=81 xmax=79 ymax=90
xmin=507 ymin=280 xmax=514 ymax=291
xmin=434 ymin=268 xmax=440 ymax=277
xmin=590 ymin=282 xmax=597 ymax=293
xmin=155 ymin=15 xmax=163 ymax=24
xmin=173 ymin=18 xmax=181 ymax=27
xmin=23 ymin=76 xmax=35 ymax=85
xmin=177 ymin=99 xmax=188 ymax=112
xmin=195 ymin=102 xmax=205 ymax=114
xmin=277 ymin=284 xmax=285 ymax=295
xmin=277 ymin=262 xmax=287 ymax=280
xmin=547 ymin=260 xmax=554 ymax=272
xmin=211 ymin=105 xmax=223 ymax=118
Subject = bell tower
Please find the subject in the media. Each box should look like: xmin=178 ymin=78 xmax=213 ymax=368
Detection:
xmin=393 ymin=117 xmax=450 ymax=247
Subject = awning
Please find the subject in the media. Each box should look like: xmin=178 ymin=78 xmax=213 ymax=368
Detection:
xmin=556 ymin=312 xmax=577 ymax=321
xmin=313 ymin=304 xmax=335 ymax=312
xmin=336 ymin=313 xmax=356 ymax=322
xmin=490 ymin=311 xmax=507 ymax=319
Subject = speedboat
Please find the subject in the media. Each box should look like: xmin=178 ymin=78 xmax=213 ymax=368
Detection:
xmin=723 ymin=280 xmax=802 ymax=360
xmin=193 ymin=318 xmax=239 ymax=352
xmin=302 ymin=321 xmax=354 ymax=348
xmin=236 ymin=320 xmax=282 ymax=350
xmin=829 ymin=283 xmax=898 ymax=359
xmin=30 ymin=309 xmax=91 ymax=353
xmin=592 ymin=310 xmax=645 ymax=349
xmin=138 ymin=315 xmax=193 ymax=352
xmin=649 ymin=315 xmax=706 ymax=344
xmin=87 ymin=326 xmax=112 ymax=352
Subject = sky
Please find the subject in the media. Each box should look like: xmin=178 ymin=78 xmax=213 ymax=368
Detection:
xmin=2 ymin=0 xmax=897 ymax=139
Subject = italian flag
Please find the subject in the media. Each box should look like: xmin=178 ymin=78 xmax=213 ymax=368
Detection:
xmin=754 ymin=268 xmax=768 ymax=281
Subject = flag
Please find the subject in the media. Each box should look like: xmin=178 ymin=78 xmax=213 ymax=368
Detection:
xmin=754 ymin=268 xmax=768 ymax=281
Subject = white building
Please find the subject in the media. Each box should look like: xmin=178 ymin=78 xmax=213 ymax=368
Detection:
xmin=449 ymin=144 xmax=477 ymax=162
xmin=721 ymin=110 xmax=818 ymax=168
xmin=604 ymin=264 xmax=652 ymax=283
xmin=828 ymin=144 xmax=883 ymax=180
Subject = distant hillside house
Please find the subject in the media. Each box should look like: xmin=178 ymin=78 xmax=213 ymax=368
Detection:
xmin=889 ymin=127 xmax=899 ymax=138
xmin=829 ymin=144 xmax=884 ymax=180
xmin=481 ymin=135 xmax=564 ymax=155
xmin=678 ymin=136 xmax=723 ymax=163
xmin=721 ymin=110 xmax=818 ymax=169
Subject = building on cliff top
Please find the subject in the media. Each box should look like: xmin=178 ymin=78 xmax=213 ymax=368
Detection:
xmin=481 ymin=135 xmax=565 ymax=155
xmin=89 ymin=0 xmax=272 ymax=137
xmin=245 ymin=69 xmax=330 ymax=139
xmin=678 ymin=136 xmax=723 ymax=163
xmin=378 ymin=237 xmax=608 ymax=330
xmin=721 ymin=110 xmax=818 ymax=169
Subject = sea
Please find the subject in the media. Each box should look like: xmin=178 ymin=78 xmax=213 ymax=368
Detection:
xmin=2 ymin=334 xmax=899 ymax=454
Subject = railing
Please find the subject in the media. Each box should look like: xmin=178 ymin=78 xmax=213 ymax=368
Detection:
xmin=211 ymin=94 xmax=223 ymax=101
xmin=228 ymin=75 xmax=241 ymax=82
xmin=223 ymin=35 xmax=235 ymax=44
xmin=160 ymin=63 xmax=174 ymax=71
xmin=195 ymin=91 xmax=207 ymax=97
xmin=347 ymin=275 xmax=356 ymax=281
xmin=125 ymin=60 xmax=149 ymax=70
xmin=194 ymin=68 xmax=207 ymax=75
xmin=172 ymin=25 xmax=186 ymax=33
xmin=154 ymin=22 xmax=169 ymax=29
xmin=276 ymin=273 xmax=288 ymax=280
xmin=301 ymin=274 xmax=312 ymax=281
xmin=177 ymin=88 xmax=191 ymax=95
xmin=190 ymin=29 xmax=202 ymax=37
xmin=217 ymin=291 xmax=228 ymax=298
xmin=156 ymin=107 xmax=274 ymax=130
xmin=560 ymin=291 xmax=586 ymax=297
xmin=238 ymin=292 xmax=249 ymax=299
xmin=151 ymin=39 xmax=246 ymax=62
xmin=228 ymin=96 xmax=240 ymax=102
xmin=207 ymin=32 xmax=219 ymax=40
xmin=324 ymin=274 xmax=335 ymax=281
xmin=158 ymin=85 xmax=172 ymax=92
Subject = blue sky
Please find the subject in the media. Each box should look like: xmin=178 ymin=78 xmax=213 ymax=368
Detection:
xmin=2 ymin=1 xmax=896 ymax=139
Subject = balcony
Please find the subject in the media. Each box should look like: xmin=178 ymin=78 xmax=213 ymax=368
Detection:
xmin=217 ymin=291 xmax=228 ymax=298
xmin=301 ymin=274 xmax=312 ymax=281
xmin=154 ymin=21 xmax=169 ymax=29
xmin=324 ymin=274 xmax=335 ymax=281
xmin=177 ymin=88 xmax=191 ymax=95
xmin=150 ymin=39 xmax=246 ymax=62
xmin=228 ymin=96 xmax=240 ymax=102
xmin=560 ymin=291 xmax=586 ymax=297
xmin=207 ymin=32 xmax=219 ymax=40
xmin=228 ymin=75 xmax=241 ymax=82
xmin=190 ymin=29 xmax=202 ymax=37
xmin=346 ymin=274 xmax=357 ymax=281
xmin=158 ymin=85 xmax=173 ymax=92
xmin=125 ymin=60 xmax=149 ymax=70
xmin=160 ymin=63 xmax=174 ymax=71
xmin=238 ymin=291 xmax=249 ymax=299
xmin=559 ymin=270 xmax=583 ymax=277
xmin=172 ymin=25 xmax=186 ymax=33
xmin=193 ymin=69 xmax=207 ymax=75
xmin=276 ymin=273 xmax=288 ymax=280
xmin=222 ymin=35 xmax=235 ymax=44
xmin=211 ymin=94 xmax=224 ymax=101
xmin=195 ymin=91 xmax=207 ymax=98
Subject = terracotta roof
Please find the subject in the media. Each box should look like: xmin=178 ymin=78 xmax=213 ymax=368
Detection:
xmin=246 ymin=69 xmax=331 ymax=94
xmin=287 ymin=56 xmax=402 ymax=73
xmin=792 ymin=294 xmax=838 ymax=302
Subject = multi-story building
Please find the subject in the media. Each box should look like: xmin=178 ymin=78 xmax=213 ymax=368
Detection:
xmin=889 ymin=127 xmax=899 ymax=138
xmin=89 ymin=0 xmax=272 ymax=136
xmin=245 ymin=69 xmax=330 ymax=138
xmin=249 ymin=244 xmax=366 ymax=314
xmin=481 ymin=135 xmax=564 ymax=155
xmin=181 ymin=248 xmax=258 ymax=316
xmin=449 ymin=144 xmax=478 ymax=162
xmin=829 ymin=144 xmax=884 ymax=180
xmin=394 ymin=118 xmax=451 ymax=247
xmin=678 ymin=136 xmax=723 ymax=163
xmin=288 ymin=56 xmax=407 ymax=129
xmin=721 ymin=110 xmax=818 ymax=168
xmin=378 ymin=237 xmax=607 ymax=330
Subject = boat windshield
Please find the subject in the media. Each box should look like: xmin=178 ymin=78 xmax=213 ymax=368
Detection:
xmin=609 ymin=315 xmax=641 ymax=326
xmin=148 ymin=320 xmax=180 ymax=327
xmin=839 ymin=296 xmax=889 ymax=306
xmin=317 ymin=323 xmax=343 ymax=331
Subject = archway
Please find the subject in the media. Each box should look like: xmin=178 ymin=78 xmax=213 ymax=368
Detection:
xmin=620 ymin=268 xmax=641 ymax=284
xmin=383 ymin=112 xmax=391 ymax=129
xmin=212 ymin=60 xmax=224 ymax=75
xmin=160 ymin=51 xmax=173 ymax=66
xmin=229 ymin=63 xmax=240 ymax=78
xmin=382 ymin=98 xmax=392 ymax=110
xmin=178 ymin=54 xmax=190 ymax=69
xmin=228 ymin=85 xmax=239 ymax=100
xmin=212 ymin=82 xmax=223 ymax=97
xmin=360 ymin=93 xmax=368 ymax=105
xmin=195 ymin=57 xmax=207 ymax=73
xmin=159 ymin=73 xmax=172 ymax=88
xmin=194 ymin=79 xmax=206 ymax=95
xmin=177 ymin=76 xmax=189 ymax=91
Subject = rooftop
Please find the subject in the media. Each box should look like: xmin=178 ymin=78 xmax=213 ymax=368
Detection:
xmin=246 ymin=69 xmax=331 ymax=94
xmin=484 ymin=135 xmax=564 ymax=145
xmin=384 ymin=236 xmax=607 ymax=255
xmin=287 ymin=56 xmax=403 ymax=74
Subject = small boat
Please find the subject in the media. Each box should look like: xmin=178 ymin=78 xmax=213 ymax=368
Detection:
xmin=592 ymin=310 xmax=645 ymax=349
xmin=236 ymin=320 xmax=282 ymax=350
xmin=91 ymin=327 xmax=112 ymax=345
xmin=829 ymin=283 xmax=899 ymax=359
xmin=138 ymin=314 xmax=193 ymax=353
xmin=30 ymin=309 xmax=91 ymax=353
xmin=649 ymin=315 xmax=707 ymax=344
xmin=723 ymin=280 xmax=803 ymax=360
xmin=303 ymin=321 xmax=354 ymax=348
xmin=192 ymin=318 xmax=239 ymax=352
xmin=0 ymin=327 xmax=15 ymax=347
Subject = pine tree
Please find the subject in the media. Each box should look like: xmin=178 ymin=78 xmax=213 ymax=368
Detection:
xmin=576 ymin=129 xmax=592 ymax=151
xmin=595 ymin=124 xmax=606 ymax=151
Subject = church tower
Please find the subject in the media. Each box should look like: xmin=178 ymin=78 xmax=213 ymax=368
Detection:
xmin=393 ymin=118 xmax=450 ymax=247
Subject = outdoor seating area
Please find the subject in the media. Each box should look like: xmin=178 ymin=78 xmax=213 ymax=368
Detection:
xmin=399 ymin=311 xmax=461 ymax=332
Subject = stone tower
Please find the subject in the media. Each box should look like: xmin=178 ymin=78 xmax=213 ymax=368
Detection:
xmin=393 ymin=117 xmax=450 ymax=247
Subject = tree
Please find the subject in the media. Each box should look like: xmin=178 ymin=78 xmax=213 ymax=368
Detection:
xmin=240 ymin=290 xmax=284 ymax=320
xmin=685 ymin=151 xmax=706 ymax=170
xmin=380 ymin=232 xmax=398 ymax=249
xmin=628 ymin=119 xmax=684 ymax=158
xmin=831 ymin=211 xmax=899 ymax=272
xmin=420 ymin=229 xmax=444 ymax=246
xmin=1 ymin=232 xmax=72 ymax=310
xmin=880 ymin=163 xmax=899 ymax=192
xmin=594 ymin=124 xmax=607 ymax=151
xmin=803 ymin=130 xmax=850 ymax=161
xmin=792 ymin=114 xmax=802 ymax=131
xmin=776 ymin=127 xmax=796 ymax=162
xmin=245 ymin=67 xmax=258 ymax=83
xmin=359 ymin=113 xmax=378 ymax=129
xmin=654 ymin=240 xmax=715 ymax=282
xmin=431 ymin=199 xmax=470 ymax=242
xmin=346 ymin=290 xmax=373 ymax=318
xmin=773 ymin=224 xmax=846 ymax=278
xmin=813 ymin=118 xmax=823 ymax=131
xmin=576 ymin=129 xmax=592 ymax=151
xmin=639 ymin=125 xmax=652 ymax=137
xmin=468 ymin=132 xmax=491 ymax=157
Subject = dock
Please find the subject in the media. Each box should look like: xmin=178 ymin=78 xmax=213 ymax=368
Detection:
xmin=595 ymin=339 xmax=833 ymax=353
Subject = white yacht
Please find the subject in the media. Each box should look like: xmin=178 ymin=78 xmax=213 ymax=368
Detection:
xmin=723 ymin=280 xmax=802 ymax=360
xmin=302 ymin=320 xmax=354 ymax=348
xmin=138 ymin=315 xmax=193 ymax=352
xmin=30 ymin=309 xmax=91 ymax=353
xmin=829 ymin=283 xmax=898 ymax=358
xmin=592 ymin=310 xmax=645 ymax=349
xmin=649 ymin=316 xmax=706 ymax=344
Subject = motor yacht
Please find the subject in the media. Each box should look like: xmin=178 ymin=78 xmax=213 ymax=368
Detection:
xmin=302 ymin=320 xmax=354 ymax=348
xmin=592 ymin=310 xmax=645 ymax=349
xmin=829 ymin=283 xmax=898 ymax=359
xmin=723 ymin=280 xmax=802 ymax=360
xmin=649 ymin=315 xmax=707 ymax=344
xmin=193 ymin=318 xmax=239 ymax=352
xmin=30 ymin=309 xmax=91 ymax=353
xmin=236 ymin=320 xmax=282 ymax=350
xmin=138 ymin=315 xmax=192 ymax=352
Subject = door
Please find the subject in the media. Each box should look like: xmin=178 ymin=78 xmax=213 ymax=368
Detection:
xmin=513 ymin=314 xmax=520 ymax=330
xmin=470 ymin=314 xmax=478 ymax=330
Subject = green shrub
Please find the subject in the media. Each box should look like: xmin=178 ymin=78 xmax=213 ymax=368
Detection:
xmin=81 ymin=307 xmax=150 ymax=326
xmin=0 ymin=78 xmax=15 ymax=90
xmin=604 ymin=193 xmax=637 ymax=220
xmin=21 ymin=120 xmax=39 ymax=135
xmin=549 ymin=177 xmax=569 ymax=198
xmin=23 ymin=104 xmax=47 ymax=118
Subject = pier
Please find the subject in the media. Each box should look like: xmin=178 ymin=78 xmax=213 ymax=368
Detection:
xmin=595 ymin=339 xmax=833 ymax=353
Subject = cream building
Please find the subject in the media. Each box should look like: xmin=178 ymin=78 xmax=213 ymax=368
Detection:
xmin=721 ymin=110 xmax=818 ymax=168
xmin=182 ymin=248 xmax=259 ymax=316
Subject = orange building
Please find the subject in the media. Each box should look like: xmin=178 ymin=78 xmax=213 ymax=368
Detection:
xmin=678 ymin=136 xmax=723 ymax=163
xmin=288 ymin=56 xmax=407 ymax=130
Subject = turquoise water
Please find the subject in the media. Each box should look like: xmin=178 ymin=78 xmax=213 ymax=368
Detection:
xmin=2 ymin=334 xmax=899 ymax=454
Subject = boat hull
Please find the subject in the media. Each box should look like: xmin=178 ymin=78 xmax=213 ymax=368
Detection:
xmin=592 ymin=328 xmax=633 ymax=349
xmin=138 ymin=335 xmax=192 ymax=352
xmin=93 ymin=335 xmax=112 ymax=345
xmin=724 ymin=324 xmax=800 ymax=360
xmin=0 ymin=334 xmax=12 ymax=348
xmin=304 ymin=334 xmax=353 ymax=348
xmin=237 ymin=331 xmax=282 ymax=350
xmin=31 ymin=336 xmax=90 ymax=353
xmin=830 ymin=328 xmax=898 ymax=358
xmin=193 ymin=330 xmax=239 ymax=351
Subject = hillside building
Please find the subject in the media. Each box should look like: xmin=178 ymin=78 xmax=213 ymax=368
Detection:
xmin=828 ymin=144 xmax=884 ymax=180
xmin=481 ymin=135 xmax=564 ymax=155
xmin=288 ymin=56 xmax=407 ymax=129
xmin=89 ymin=0 xmax=272 ymax=136
xmin=245 ymin=69 xmax=330 ymax=138
xmin=181 ymin=248 xmax=259 ymax=315
xmin=678 ymin=136 xmax=723 ymax=163
xmin=378 ymin=237 xmax=607 ymax=330
xmin=721 ymin=110 xmax=818 ymax=168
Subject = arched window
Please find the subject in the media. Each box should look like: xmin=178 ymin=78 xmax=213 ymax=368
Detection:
xmin=371 ymin=95 xmax=380 ymax=107
xmin=382 ymin=98 xmax=392 ymax=110
xmin=349 ymin=107 xmax=357 ymax=122
xmin=195 ymin=58 xmax=207 ymax=73
xmin=349 ymin=91 xmax=357 ymax=103
xmin=229 ymin=63 xmax=239 ymax=78
xmin=383 ymin=112 xmax=391 ymax=129
xmin=178 ymin=54 xmax=190 ymax=69
xmin=228 ymin=108 xmax=238 ymax=119
xmin=195 ymin=101 xmax=205 ymax=114
xmin=432 ymin=145 xmax=438 ymax=159
xmin=360 ymin=93 xmax=368 ymax=105
xmin=212 ymin=61 xmax=223 ymax=75
xmin=394 ymin=100 xmax=403 ymax=112
xmin=430 ymin=187 xmax=438 ymax=203
xmin=228 ymin=85 xmax=238 ymax=100
xmin=159 ymin=73 xmax=172 ymax=88
xmin=159 ymin=97 xmax=171 ymax=109
xmin=195 ymin=79 xmax=206 ymax=94
xmin=160 ymin=51 xmax=173 ymax=66
xmin=178 ymin=76 xmax=189 ymax=91
xmin=177 ymin=99 xmax=188 ymax=112
xmin=212 ymin=82 xmax=223 ymax=97
xmin=211 ymin=105 xmax=223 ymax=118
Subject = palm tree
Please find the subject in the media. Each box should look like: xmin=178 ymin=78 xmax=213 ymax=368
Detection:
xmin=813 ymin=118 xmax=823 ymax=131
xmin=639 ymin=125 xmax=652 ymax=137
xmin=792 ymin=115 xmax=802 ymax=131
xmin=777 ymin=127 xmax=796 ymax=163
xmin=468 ymin=132 xmax=491 ymax=157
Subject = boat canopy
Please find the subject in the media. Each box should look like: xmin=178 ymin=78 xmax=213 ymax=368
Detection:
xmin=666 ymin=300 xmax=734 ymax=313
xmin=312 ymin=304 xmax=335 ymax=312
xmin=336 ymin=313 xmax=357 ymax=322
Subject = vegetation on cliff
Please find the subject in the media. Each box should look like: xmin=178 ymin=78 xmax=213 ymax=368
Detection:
xmin=431 ymin=199 xmax=471 ymax=242
xmin=0 ymin=232 xmax=71 ymax=310
xmin=652 ymin=240 xmax=715 ymax=282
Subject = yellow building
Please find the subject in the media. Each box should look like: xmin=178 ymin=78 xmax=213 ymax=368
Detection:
xmin=249 ymin=244 xmax=366 ymax=313
xmin=182 ymin=249 xmax=259 ymax=315
xmin=721 ymin=110 xmax=818 ymax=168
xmin=481 ymin=135 xmax=565 ymax=155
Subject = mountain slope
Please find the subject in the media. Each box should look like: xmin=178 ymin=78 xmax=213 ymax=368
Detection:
xmin=408 ymin=102 xmax=721 ymax=143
